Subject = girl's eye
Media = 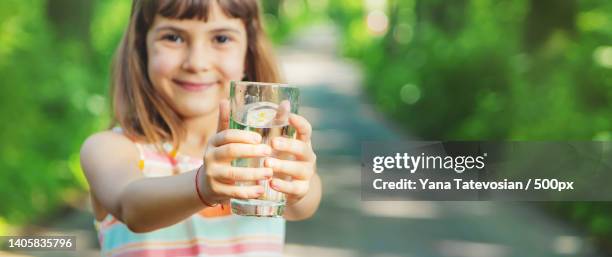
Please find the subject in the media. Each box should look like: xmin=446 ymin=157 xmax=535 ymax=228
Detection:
xmin=214 ymin=35 xmax=230 ymax=44
xmin=162 ymin=34 xmax=184 ymax=43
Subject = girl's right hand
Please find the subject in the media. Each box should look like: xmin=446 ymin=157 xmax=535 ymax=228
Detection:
xmin=197 ymin=100 xmax=272 ymax=205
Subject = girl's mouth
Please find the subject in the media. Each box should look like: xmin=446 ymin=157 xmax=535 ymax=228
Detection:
xmin=173 ymin=79 xmax=217 ymax=92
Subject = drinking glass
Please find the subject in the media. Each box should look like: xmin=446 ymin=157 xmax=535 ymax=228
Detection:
xmin=229 ymin=81 xmax=299 ymax=217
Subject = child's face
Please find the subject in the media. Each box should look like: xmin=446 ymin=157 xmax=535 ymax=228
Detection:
xmin=146 ymin=3 xmax=247 ymax=119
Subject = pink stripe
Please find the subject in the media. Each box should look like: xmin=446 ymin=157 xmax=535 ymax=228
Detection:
xmin=112 ymin=242 xmax=283 ymax=257
xmin=98 ymin=233 xmax=105 ymax=249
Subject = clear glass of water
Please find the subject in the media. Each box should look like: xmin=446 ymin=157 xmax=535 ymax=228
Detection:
xmin=229 ymin=81 xmax=299 ymax=217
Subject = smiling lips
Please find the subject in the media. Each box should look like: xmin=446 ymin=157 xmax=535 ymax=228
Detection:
xmin=173 ymin=79 xmax=217 ymax=91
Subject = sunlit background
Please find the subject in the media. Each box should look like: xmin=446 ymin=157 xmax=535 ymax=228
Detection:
xmin=1 ymin=0 xmax=611 ymax=256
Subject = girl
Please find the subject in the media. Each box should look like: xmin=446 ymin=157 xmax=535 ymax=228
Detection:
xmin=80 ymin=0 xmax=321 ymax=256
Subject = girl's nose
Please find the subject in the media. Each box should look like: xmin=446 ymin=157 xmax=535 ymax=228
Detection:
xmin=182 ymin=44 xmax=213 ymax=72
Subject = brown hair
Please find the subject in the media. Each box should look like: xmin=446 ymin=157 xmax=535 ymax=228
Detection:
xmin=109 ymin=0 xmax=282 ymax=153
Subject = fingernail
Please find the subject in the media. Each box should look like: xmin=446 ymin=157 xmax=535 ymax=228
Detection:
xmin=256 ymin=186 xmax=265 ymax=194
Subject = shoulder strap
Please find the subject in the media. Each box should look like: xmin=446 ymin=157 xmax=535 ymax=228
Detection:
xmin=111 ymin=127 xmax=146 ymax=171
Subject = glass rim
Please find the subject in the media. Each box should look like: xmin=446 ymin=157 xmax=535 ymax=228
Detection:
xmin=230 ymin=80 xmax=297 ymax=89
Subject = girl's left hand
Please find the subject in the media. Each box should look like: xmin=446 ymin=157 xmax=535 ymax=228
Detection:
xmin=264 ymin=113 xmax=316 ymax=205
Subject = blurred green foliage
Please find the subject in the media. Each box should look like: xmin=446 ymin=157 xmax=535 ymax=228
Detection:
xmin=260 ymin=0 xmax=331 ymax=43
xmin=0 ymin=0 xmax=147 ymax=234
xmin=0 ymin=0 xmax=106 ymax=234
xmin=316 ymin=0 xmax=612 ymax=247
xmin=326 ymin=0 xmax=611 ymax=141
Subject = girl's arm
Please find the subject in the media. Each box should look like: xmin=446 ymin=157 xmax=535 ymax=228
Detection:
xmin=80 ymin=131 xmax=205 ymax=233
xmin=81 ymin=114 xmax=272 ymax=233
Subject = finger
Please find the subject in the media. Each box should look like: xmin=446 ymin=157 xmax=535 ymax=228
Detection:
xmin=271 ymin=137 xmax=315 ymax=161
xmin=212 ymin=166 xmax=273 ymax=181
xmin=270 ymin=179 xmax=308 ymax=197
xmin=213 ymin=143 xmax=272 ymax=160
xmin=211 ymin=182 xmax=264 ymax=200
xmin=217 ymin=99 xmax=230 ymax=133
xmin=288 ymin=114 xmax=312 ymax=142
xmin=273 ymin=100 xmax=291 ymax=125
xmin=210 ymin=129 xmax=262 ymax=147
xmin=264 ymin=158 xmax=313 ymax=180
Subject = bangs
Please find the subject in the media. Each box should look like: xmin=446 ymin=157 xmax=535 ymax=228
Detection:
xmin=141 ymin=0 xmax=258 ymax=24
xmin=158 ymin=0 xmax=211 ymax=21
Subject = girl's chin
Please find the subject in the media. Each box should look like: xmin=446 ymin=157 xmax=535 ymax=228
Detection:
xmin=176 ymin=103 xmax=219 ymax=118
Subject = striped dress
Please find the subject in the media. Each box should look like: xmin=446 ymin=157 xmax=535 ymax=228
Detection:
xmin=94 ymin=129 xmax=285 ymax=257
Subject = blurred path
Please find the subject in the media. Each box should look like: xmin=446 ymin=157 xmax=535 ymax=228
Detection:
xmin=279 ymin=24 xmax=605 ymax=257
